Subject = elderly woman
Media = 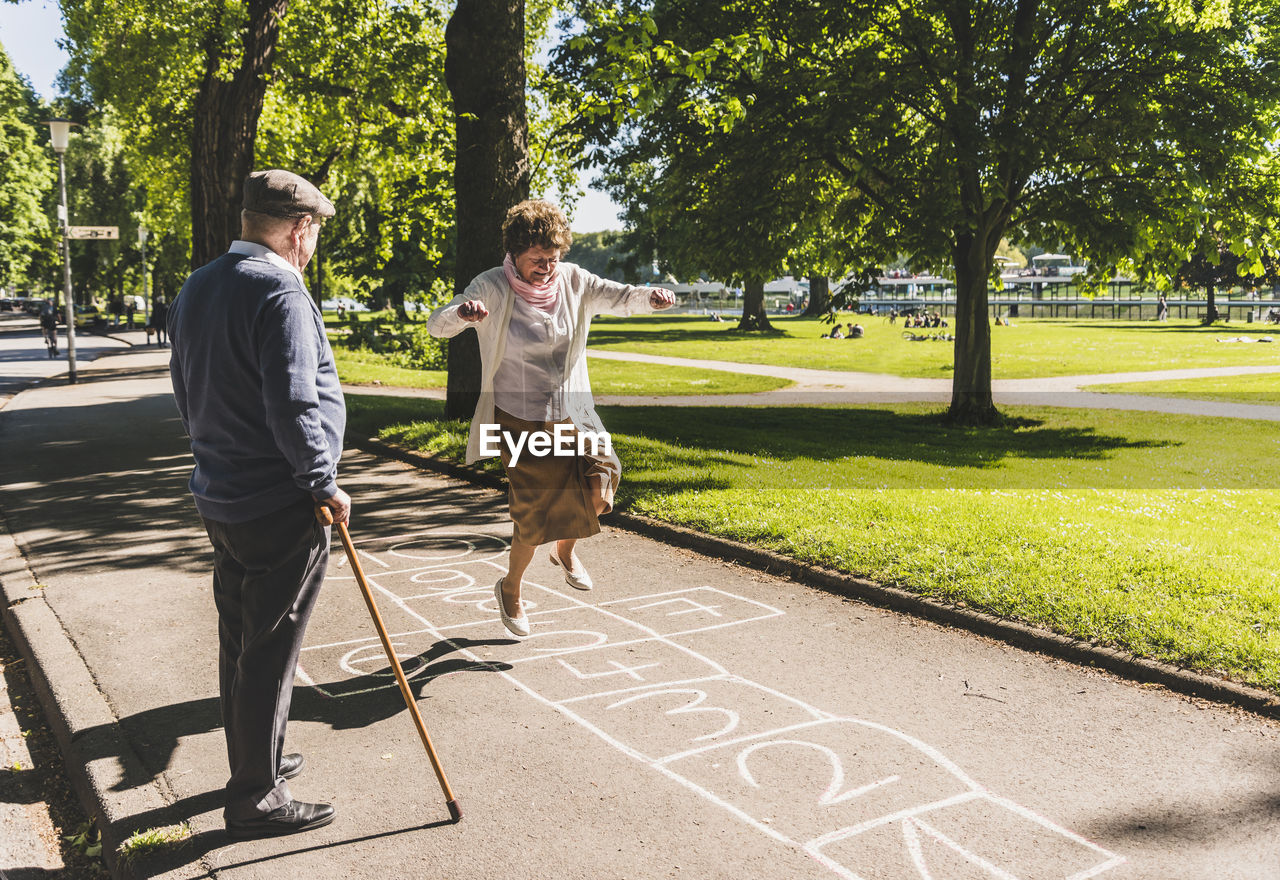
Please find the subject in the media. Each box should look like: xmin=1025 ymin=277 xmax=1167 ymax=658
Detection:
xmin=428 ymin=200 xmax=675 ymax=637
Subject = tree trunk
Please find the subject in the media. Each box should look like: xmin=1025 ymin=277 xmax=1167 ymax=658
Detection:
xmin=189 ymin=0 xmax=289 ymax=268
xmin=1204 ymin=284 xmax=1219 ymax=323
xmin=801 ymin=274 xmax=829 ymax=316
xmin=947 ymin=236 xmax=999 ymax=425
xmin=737 ymin=278 xmax=774 ymax=331
xmin=444 ymin=0 xmax=529 ymax=420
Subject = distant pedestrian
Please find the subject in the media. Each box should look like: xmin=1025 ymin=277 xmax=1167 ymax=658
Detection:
xmin=1157 ymin=293 xmax=1168 ymax=321
xmin=168 ymin=169 xmax=347 ymax=840
xmin=427 ymin=199 xmax=675 ymax=639
xmin=150 ymin=297 xmax=168 ymax=345
xmin=40 ymin=302 xmax=58 ymax=357
xmin=125 ymin=297 xmax=136 ymax=328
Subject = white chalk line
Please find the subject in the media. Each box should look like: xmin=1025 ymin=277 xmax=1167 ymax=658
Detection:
xmin=903 ymin=815 xmax=1021 ymax=880
xmin=306 ymin=532 xmax=1125 ymax=879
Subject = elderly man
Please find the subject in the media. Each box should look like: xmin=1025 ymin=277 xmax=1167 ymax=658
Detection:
xmin=168 ymin=169 xmax=350 ymax=839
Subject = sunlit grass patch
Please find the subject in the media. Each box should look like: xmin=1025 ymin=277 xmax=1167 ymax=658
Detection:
xmin=345 ymin=393 xmax=1280 ymax=690
xmin=117 ymin=823 xmax=192 ymax=863
xmin=1088 ymin=371 xmax=1280 ymax=404
xmin=588 ymin=315 xmax=1280 ymax=379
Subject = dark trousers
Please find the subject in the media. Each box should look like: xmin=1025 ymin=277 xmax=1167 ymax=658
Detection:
xmin=202 ymin=499 xmax=329 ymax=820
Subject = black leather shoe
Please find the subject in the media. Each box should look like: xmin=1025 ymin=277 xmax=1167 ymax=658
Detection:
xmin=279 ymin=753 xmax=305 ymax=780
xmin=226 ymin=801 xmax=335 ymax=840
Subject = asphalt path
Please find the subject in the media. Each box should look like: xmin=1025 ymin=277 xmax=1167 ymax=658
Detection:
xmin=1 ymin=346 xmax=1278 ymax=879
xmin=0 ymin=312 xmax=135 ymax=400
xmin=340 ymin=350 xmax=1280 ymax=420
xmin=583 ymin=350 xmax=1280 ymax=419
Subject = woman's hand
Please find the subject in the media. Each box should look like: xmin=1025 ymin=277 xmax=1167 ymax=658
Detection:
xmin=649 ymin=288 xmax=676 ymax=310
xmin=458 ymin=300 xmax=489 ymax=322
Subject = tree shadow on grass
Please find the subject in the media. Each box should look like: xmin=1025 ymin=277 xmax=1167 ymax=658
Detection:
xmin=1035 ymin=319 xmax=1273 ymax=336
xmin=588 ymin=323 xmax=796 ymax=346
xmin=600 ymin=405 xmax=1169 ymax=470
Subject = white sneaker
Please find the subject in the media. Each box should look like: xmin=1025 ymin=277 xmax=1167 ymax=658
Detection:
xmin=494 ymin=577 xmax=530 ymax=637
xmin=549 ymin=553 xmax=594 ymax=591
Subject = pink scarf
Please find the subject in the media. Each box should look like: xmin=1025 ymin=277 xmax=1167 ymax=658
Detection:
xmin=503 ymin=253 xmax=559 ymax=310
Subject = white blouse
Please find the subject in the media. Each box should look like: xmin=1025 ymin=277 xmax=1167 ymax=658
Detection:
xmin=493 ymin=294 xmax=573 ymax=421
xmin=426 ymin=262 xmax=659 ymax=463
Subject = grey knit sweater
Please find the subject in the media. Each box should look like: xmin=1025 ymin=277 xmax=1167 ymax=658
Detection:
xmin=168 ymin=252 xmax=344 ymax=523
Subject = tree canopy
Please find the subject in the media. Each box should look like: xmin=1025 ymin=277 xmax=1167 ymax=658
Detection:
xmin=51 ymin=0 xmax=576 ymax=311
xmin=0 ymin=43 xmax=54 ymax=292
xmin=556 ymin=0 xmax=1280 ymax=421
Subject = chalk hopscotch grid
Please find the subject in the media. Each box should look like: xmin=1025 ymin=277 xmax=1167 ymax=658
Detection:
xmin=299 ymin=529 xmax=1125 ymax=880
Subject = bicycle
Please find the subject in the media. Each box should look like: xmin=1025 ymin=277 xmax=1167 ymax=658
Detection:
xmin=43 ymin=326 xmax=59 ymax=358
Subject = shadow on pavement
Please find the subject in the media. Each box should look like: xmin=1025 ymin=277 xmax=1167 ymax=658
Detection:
xmin=42 ymin=364 xmax=172 ymax=385
xmin=140 ymin=820 xmax=457 ymax=878
xmin=85 ymin=636 xmax=513 ymax=798
xmin=1095 ymin=782 xmax=1280 ymax=845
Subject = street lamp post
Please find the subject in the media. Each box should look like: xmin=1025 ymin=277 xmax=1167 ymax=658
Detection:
xmin=138 ymin=226 xmax=149 ymax=325
xmin=46 ymin=119 xmax=77 ymax=384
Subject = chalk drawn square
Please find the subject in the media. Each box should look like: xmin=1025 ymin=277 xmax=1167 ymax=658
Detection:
xmin=561 ymin=676 xmax=825 ymax=762
xmin=661 ymin=719 xmax=981 ymax=846
xmin=401 ymin=581 xmax=584 ymax=632
xmin=598 ymin=587 xmax=784 ymax=637
xmin=488 ymin=603 xmax=658 ymax=661
xmin=811 ymin=792 xmax=1122 ymax=880
xmin=331 ymin=529 xmax=510 ymax=579
xmin=297 ymin=628 xmax=441 ymax=698
xmin=508 ymin=639 xmax=727 ymax=705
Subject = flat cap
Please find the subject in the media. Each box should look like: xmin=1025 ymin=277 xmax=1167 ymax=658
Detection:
xmin=242 ymin=169 xmax=335 ymax=219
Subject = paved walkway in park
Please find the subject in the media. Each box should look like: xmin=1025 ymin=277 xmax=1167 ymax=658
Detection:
xmin=341 ymin=348 xmax=1280 ymax=420
xmin=2 ymin=343 xmax=1279 ymax=879
xmin=582 ymin=350 xmax=1280 ymax=420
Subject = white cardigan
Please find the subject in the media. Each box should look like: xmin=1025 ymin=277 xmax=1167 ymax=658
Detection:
xmin=427 ymin=262 xmax=659 ymax=463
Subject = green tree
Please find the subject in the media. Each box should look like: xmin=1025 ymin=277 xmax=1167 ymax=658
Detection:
xmin=59 ymin=115 xmax=145 ymax=307
xmin=259 ymin=0 xmax=457 ymax=314
xmin=443 ymin=0 xmax=531 ymax=418
xmin=558 ymin=0 xmax=1280 ymax=422
xmin=564 ymin=230 xmax=641 ymax=282
xmin=61 ymin=0 xmax=462 ymax=282
xmin=1175 ymin=236 xmax=1280 ymax=322
xmin=0 ymin=44 xmax=54 ymax=292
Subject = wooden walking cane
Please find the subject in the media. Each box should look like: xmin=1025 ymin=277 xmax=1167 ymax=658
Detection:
xmin=316 ymin=505 xmax=462 ymax=822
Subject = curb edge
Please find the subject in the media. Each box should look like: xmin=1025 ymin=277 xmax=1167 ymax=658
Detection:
xmin=352 ymin=434 xmax=1280 ymax=720
xmin=0 ymin=517 xmax=169 ymax=880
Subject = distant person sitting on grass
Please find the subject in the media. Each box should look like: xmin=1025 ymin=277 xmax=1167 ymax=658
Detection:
xmin=427 ymin=199 xmax=676 ymax=639
xmin=848 ymin=323 xmax=865 ymax=338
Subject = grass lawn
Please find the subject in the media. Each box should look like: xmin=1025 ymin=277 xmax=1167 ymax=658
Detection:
xmin=332 ymin=347 xmax=447 ymax=388
xmin=332 ymin=344 xmax=790 ymax=395
xmin=347 ymin=394 xmax=1280 ymax=692
xmin=1089 ymin=372 xmax=1280 ymax=405
xmin=588 ymin=315 xmax=1280 ymax=379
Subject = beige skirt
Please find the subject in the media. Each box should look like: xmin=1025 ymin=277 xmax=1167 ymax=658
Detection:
xmin=495 ymin=407 xmax=621 ymax=546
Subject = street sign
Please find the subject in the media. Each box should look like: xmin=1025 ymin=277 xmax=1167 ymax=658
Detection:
xmin=66 ymin=226 xmax=119 ymax=240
